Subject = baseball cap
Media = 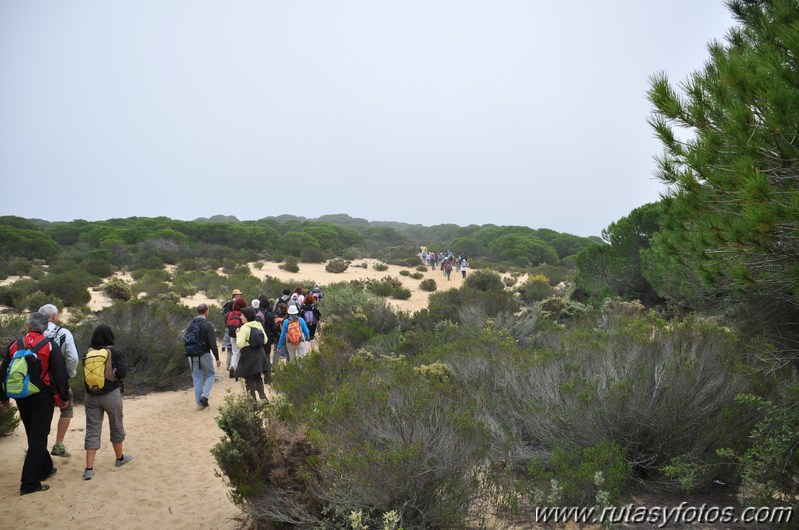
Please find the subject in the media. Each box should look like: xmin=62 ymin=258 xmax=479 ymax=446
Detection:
xmin=287 ymin=305 xmax=298 ymax=315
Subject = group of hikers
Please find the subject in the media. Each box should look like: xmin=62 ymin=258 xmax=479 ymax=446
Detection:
xmin=0 ymin=282 xmax=324 ymax=496
xmin=421 ymin=250 xmax=469 ymax=280
xmin=184 ymin=283 xmax=323 ymax=410
xmin=0 ymin=304 xmax=132 ymax=494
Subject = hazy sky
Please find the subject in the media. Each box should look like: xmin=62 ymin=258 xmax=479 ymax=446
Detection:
xmin=0 ymin=1 xmax=734 ymax=237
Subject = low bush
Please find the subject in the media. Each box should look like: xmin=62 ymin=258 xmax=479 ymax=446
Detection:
xmin=419 ymin=279 xmax=437 ymax=292
xmin=39 ymin=271 xmax=92 ymax=307
xmin=398 ymin=270 xmax=410 ymax=277
xmin=373 ymin=262 xmax=389 ymax=272
xmin=410 ymin=272 xmax=424 ymax=280
xmin=416 ymin=265 xmax=428 ymax=272
xmin=103 ymin=279 xmax=132 ymax=301
xmin=280 ymin=257 xmax=300 ymax=273
xmin=71 ymin=300 xmax=196 ymax=397
xmin=325 ymin=258 xmax=349 ymax=273
xmin=391 ymin=287 xmax=411 ymax=300
xmin=518 ymin=274 xmax=553 ymax=304
xmin=0 ymin=404 xmax=19 ymax=437
xmin=211 ymin=392 xmax=322 ymax=525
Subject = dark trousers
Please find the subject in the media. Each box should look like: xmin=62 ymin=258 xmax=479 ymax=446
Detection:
xmin=16 ymin=391 xmax=55 ymax=493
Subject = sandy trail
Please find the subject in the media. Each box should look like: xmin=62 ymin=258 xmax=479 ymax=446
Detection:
xmin=0 ymin=375 xmax=246 ymax=529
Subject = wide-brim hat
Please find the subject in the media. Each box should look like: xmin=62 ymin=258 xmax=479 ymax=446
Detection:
xmin=232 ymin=289 xmax=242 ymax=295
xmin=288 ymin=305 xmax=299 ymax=315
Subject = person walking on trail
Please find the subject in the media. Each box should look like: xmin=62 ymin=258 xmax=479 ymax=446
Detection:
xmin=0 ymin=312 xmax=70 ymax=495
xmin=39 ymin=303 xmax=79 ymax=458
xmin=235 ymin=308 xmax=269 ymax=405
xmin=299 ymin=294 xmax=321 ymax=342
xmin=276 ymin=305 xmax=310 ymax=361
xmin=221 ymin=289 xmax=243 ymax=370
xmin=273 ymin=288 xmax=292 ymax=312
xmin=460 ymin=257 xmax=468 ymax=278
xmin=81 ymin=323 xmax=132 ymax=481
xmin=255 ymin=295 xmax=279 ymax=385
xmin=186 ymin=304 xmax=220 ymax=410
xmin=226 ymin=297 xmax=247 ymax=377
xmin=444 ymin=260 xmax=452 ymax=281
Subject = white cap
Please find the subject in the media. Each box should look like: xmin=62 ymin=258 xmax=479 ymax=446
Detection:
xmin=251 ymin=299 xmax=260 ymax=309
xmin=287 ymin=305 xmax=298 ymax=315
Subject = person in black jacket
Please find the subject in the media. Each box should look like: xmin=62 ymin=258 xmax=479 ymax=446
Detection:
xmin=188 ymin=304 xmax=221 ymax=411
xmin=81 ymin=324 xmax=132 ymax=480
xmin=0 ymin=311 xmax=70 ymax=495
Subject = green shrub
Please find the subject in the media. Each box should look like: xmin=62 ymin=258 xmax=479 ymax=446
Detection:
xmin=503 ymin=276 xmax=517 ymax=287
xmin=373 ymin=262 xmax=389 ymax=272
xmin=303 ymin=361 xmax=489 ymax=529
xmin=463 ymin=270 xmax=505 ymax=292
xmin=21 ymin=290 xmax=54 ymax=312
xmin=415 ymin=265 xmax=428 ymax=272
xmin=398 ymin=270 xmax=410 ymax=277
xmin=212 ymin=392 xmax=322 ymax=524
xmin=103 ymin=279 xmax=132 ymax=301
xmin=518 ymin=274 xmax=553 ymax=304
xmin=71 ymin=300 xmax=195 ymax=396
xmin=0 ymin=405 xmax=19 ymax=437
xmin=419 ymin=279 xmax=437 ymax=292
xmin=410 ymin=272 xmax=424 ymax=280
xmin=84 ymin=259 xmax=115 ymax=278
xmin=391 ymin=287 xmax=411 ymax=300
xmin=527 ymin=440 xmax=630 ymax=506
xmin=39 ymin=271 xmax=91 ymax=307
xmin=280 ymin=257 xmax=300 ymax=273
xmin=325 ymin=258 xmax=349 ymax=273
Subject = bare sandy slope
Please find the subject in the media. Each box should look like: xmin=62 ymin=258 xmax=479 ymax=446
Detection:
xmin=0 ymin=375 xmax=247 ymax=529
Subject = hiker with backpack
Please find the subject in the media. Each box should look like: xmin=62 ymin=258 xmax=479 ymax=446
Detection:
xmin=235 ymin=307 xmax=269 ymax=404
xmin=272 ymin=303 xmax=289 ymax=364
xmin=220 ymin=288 xmax=244 ymax=371
xmin=184 ymin=304 xmax=221 ymax=411
xmin=39 ymin=303 xmax=80 ymax=458
xmin=0 ymin=312 xmax=69 ymax=495
xmin=255 ymin=295 xmax=279 ymax=384
xmin=276 ymin=305 xmax=310 ymax=361
xmin=273 ymin=288 xmax=292 ymax=313
xmin=226 ymin=297 xmax=248 ymax=377
xmin=81 ymin=323 xmax=132 ymax=481
xmin=299 ymin=294 xmax=321 ymax=342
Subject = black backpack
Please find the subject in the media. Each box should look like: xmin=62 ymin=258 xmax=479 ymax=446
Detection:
xmin=184 ymin=318 xmax=204 ymax=357
xmin=248 ymin=327 xmax=265 ymax=348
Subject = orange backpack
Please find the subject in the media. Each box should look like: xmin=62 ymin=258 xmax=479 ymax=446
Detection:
xmin=287 ymin=318 xmax=303 ymax=345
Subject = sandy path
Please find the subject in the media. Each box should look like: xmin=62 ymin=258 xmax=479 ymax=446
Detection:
xmin=0 ymin=375 xmax=246 ymax=529
xmin=249 ymin=258 xmax=467 ymax=313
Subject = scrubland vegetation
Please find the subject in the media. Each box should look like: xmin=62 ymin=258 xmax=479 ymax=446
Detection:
xmin=1 ymin=2 xmax=798 ymax=528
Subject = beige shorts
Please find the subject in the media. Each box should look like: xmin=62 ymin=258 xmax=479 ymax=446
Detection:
xmin=58 ymin=388 xmax=74 ymax=419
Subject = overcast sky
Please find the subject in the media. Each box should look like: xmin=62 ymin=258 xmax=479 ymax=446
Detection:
xmin=0 ymin=1 xmax=735 ymax=237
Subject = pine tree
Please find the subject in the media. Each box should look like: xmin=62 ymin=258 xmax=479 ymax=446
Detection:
xmin=646 ymin=0 xmax=799 ymax=360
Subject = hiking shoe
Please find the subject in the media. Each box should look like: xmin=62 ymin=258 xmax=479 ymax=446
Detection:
xmin=20 ymin=483 xmax=50 ymax=495
xmin=51 ymin=443 xmax=70 ymax=457
xmin=41 ymin=467 xmax=57 ymax=480
xmin=199 ymin=396 xmax=209 ymax=408
xmin=114 ymin=454 xmax=134 ymax=468
xmin=82 ymin=468 xmax=94 ymax=481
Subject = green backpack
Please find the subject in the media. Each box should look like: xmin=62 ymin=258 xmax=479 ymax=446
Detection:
xmin=4 ymin=338 xmax=47 ymax=399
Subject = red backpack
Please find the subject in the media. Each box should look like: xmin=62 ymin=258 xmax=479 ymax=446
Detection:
xmin=226 ymin=310 xmax=243 ymax=337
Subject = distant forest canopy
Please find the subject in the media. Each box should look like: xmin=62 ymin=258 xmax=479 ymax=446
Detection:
xmin=0 ymin=213 xmax=601 ymax=269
